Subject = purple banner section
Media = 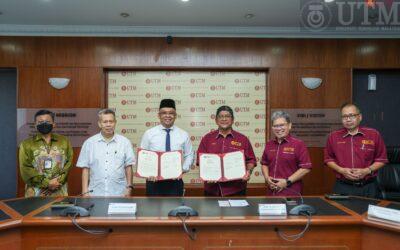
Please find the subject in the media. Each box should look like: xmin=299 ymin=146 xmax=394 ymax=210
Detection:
xmin=270 ymin=109 xmax=342 ymax=147
xmin=17 ymin=108 xmax=101 ymax=147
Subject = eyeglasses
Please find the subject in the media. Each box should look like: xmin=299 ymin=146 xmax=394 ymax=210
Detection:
xmin=341 ymin=113 xmax=360 ymax=120
xmin=272 ymin=123 xmax=288 ymax=129
xmin=217 ymin=115 xmax=232 ymax=119
xmin=159 ymin=111 xmax=176 ymax=116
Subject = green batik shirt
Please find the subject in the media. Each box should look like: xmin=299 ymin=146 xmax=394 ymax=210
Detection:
xmin=19 ymin=133 xmax=73 ymax=197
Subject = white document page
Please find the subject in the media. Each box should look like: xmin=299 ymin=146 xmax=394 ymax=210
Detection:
xmin=228 ymin=200 xmax=249 ymax=207
xmin=137 ymin=149 xmax=158 ymax=178
xmin=218 ymin=200 xmax=231 ymax=207
xmin=222 ymin=151 xmax=246 ymax=180
xmin=160 ymin=151 xmax=182 ymax=179
xmin=199 ymin=154 xmax=222 ymax=181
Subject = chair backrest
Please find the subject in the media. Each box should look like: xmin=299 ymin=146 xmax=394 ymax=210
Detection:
xmin=387 ymin=147 xmax=400 ymax=163
xmin=377 ymin=163 xmax=400 ymax=192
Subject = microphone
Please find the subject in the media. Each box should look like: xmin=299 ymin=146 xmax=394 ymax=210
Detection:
xmin=61 ymin=190 xmax=94 ymax=217
xmin=74 ymin=189 xmax=93 ymax=206
xmin=168 ymin=189 xmax=198 ymax=240
xmin=271 ymin=182 xmax=315 ymax=241
xmin=168 ymin=189 xmax=198 ymax=217
xmin=270 ymin=179 xmax=316 ymax=215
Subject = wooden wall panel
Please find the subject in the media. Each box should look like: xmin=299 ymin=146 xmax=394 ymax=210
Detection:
xmin=18 ymin=67 xmax=104 ymax=108
xmin=3 ymin=36 xmax=399 ymax=196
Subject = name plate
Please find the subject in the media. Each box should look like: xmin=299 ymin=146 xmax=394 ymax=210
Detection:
xmin=108 ymin=203 xmax=137 ymax=215
xmin=368 ymin=205 xmax=400 ymax=224
xmin=258 ymin=204 xmax=287 ymax=216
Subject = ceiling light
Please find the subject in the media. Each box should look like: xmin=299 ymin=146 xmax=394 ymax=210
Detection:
xmin=324 ymin=0 xmax=335 ymax=3
xmin=244 ymin=14 xmax=255 ymax=19
xmin=181 ymin=0 xmax=190 ymax=2
xmin=120 ymin=12 xmax=130 ymax=18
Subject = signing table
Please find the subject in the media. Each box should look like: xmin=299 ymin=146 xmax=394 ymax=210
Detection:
xmin=0 ymin=196 xmax=399 ymax=249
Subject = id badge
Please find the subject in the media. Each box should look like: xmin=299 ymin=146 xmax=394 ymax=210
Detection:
xmin=44 ymin=159 xmax=52 ymax=169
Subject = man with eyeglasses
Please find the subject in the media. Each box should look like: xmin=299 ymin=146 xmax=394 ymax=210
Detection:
xmin=77 ymin=109 xmax=135 ymax=197
xmin=324 ymin=103 xmax=388 ymax=198
xmin=260 ymin=111 xmax=312 ymax=196
xmin=140 ymin=99 xmax=194 ymax=196
xmin=197 ymin=106 xmax=256 ymax=196
xmin=19 ymin=109 xmax=73 ymax=197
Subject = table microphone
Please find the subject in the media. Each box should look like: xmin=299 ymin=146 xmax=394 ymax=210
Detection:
xmin=168 ymin=188 xmax=198 ymax=217
xmin=61 ymin=190 xmax=94 ymax=217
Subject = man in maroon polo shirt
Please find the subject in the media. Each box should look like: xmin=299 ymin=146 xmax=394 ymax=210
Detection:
xmin=261 ymin=111 xmax=312 ymax=196
xmin=197 ymin=106 xmax=256 ymax=196
xmin=324 ymin=103 xmax=388 ymax=198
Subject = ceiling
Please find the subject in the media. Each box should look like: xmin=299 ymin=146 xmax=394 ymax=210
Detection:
xmin=0 ymin=0 xmax=398 ymax=38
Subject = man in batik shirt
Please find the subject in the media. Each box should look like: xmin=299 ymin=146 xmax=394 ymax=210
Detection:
xmin=19 ymin=109 xmax=73 ymax=197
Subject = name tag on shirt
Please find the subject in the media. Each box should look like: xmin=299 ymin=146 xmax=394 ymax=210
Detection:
xmin=44 ymin=159 xmax=52 ymax=169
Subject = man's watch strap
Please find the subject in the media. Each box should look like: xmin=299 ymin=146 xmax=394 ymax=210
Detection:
xmin=286 ymin=179 xmax=292 ymax=187
xmin=126 ymin=185 xmax=134 ymax=189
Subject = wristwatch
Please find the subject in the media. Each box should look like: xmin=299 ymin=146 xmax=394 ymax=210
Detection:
xmin=126 ymin=185 xmax=134 ymax=189
xmin=286 ymin=179 xmax=292 ymax=187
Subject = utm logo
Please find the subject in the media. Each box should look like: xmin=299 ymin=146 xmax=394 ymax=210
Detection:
xmin=235 ymin=107 xmax=250 ymax=113
xmin=121 ymin=114 xmax=137 ymax=120
xmin=255 ymin=85 xmax=266 ymax=91
xmin=121 ymin=128 xmax=137 ymax=134
xmin=121 ymin=85 xmax=137 ymax=91
xmin=121 ymin=100 xmax=137 ymax=105
xmin=210 ymin=85 xmax=226 ymax=91
xmin=210 ymin=100 xmax=226 ymax=105
xmin=190 ymin=107 xmax=206 ymax=112
xmin=121 ymin=72 xmax=135 ymax=77
xmin=255 ymin=128 xmax=266 ymax=134
xmin=190 ymin=136 xmax=202 ymax=141
xmin=145 ymin=107 xmax=158 ymax=113
xmin=145 ymin=78 xmax=161 ymax=84
xmin=255 ymin=142 xmax=266 ymax=148
xmin=145 ymin=122 xmax=160 ymax=127
xmin=255 ymin=114 xmax=266 ymax=119
xmin=234 ymin=79 xmax=250 ymax=83
xmin=166 ymin=85 xmax=181 ymax=91
xmin=145 ymin=93 xmax=161 ymax=98
xmin=210 ymin=114 xmax=216 ymax=119
xmin=234 ymin=93 xmax=250 ymax=98
xmin=255 ymin=100 xmax=266 ymax=105
xmin=109 ymin=79 xmax=116 ymax=84
xmin=190 ymin=121 xmax=205 ymax=127
xmin=235 ymin=121 xmax=250 ymax=127
xmin=190 ymin=93 xmax=206 ymax=98
xmin=190 ymin=78 xmax=205 ymax=84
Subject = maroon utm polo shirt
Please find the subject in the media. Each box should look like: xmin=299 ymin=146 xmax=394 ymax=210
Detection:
xmin=197 ymin=129 xmax=257 ymax=196
xmin=261 ymin=135 xmax=312 ymax=196
xmin=324 ymin=126 xmax=388 ymax=180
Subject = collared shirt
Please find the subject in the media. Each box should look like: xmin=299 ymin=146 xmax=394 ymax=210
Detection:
xmin=76 ymin=133 xmax=135 ymax=196
xmin=261 ymin=135 xmax=312 ymax=196
xmin=19 ymin=133 xmax=73 ymax=197
xmin=197 ymin=129 xmax=257 ymax=196
xmin=324 ymin=126 xmax=388 ymax=180
xmin=140 ymin=125 xmax=194 ymax=172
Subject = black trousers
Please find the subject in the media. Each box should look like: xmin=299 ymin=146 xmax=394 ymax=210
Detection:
xmin=146 ymin=179 xmax=184 ymax=196
xmin=333 ymin=179 xmax=378 ymax=198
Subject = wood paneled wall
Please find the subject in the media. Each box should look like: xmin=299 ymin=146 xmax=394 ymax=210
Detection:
xmin=2 ymin=37 xmax=399 ymax=196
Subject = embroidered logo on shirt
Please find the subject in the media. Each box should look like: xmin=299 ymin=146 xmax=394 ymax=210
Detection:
xmin=362 ymin=140 xmax=375 ymax=146
xmin=283 ymin=147 xmax=295 ymax=152
xmin=231 ymin=141 xmax=242 ymax=147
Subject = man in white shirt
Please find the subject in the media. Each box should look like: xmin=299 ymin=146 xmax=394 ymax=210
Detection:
xmin=140 ymin=99 xmax=194 ymax=196
xmin=77 ymin=109 xmax=135 ymax=196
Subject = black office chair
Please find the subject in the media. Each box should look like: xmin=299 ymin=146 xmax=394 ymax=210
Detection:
xmin=376 ymin=147 xmax=400 ymax=201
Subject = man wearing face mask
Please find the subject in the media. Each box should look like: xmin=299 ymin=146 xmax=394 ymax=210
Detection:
xmin=261 ymin=111 xmax=312 ymax=196
xmin=19 ymin=109 xmax=73 ymax=197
